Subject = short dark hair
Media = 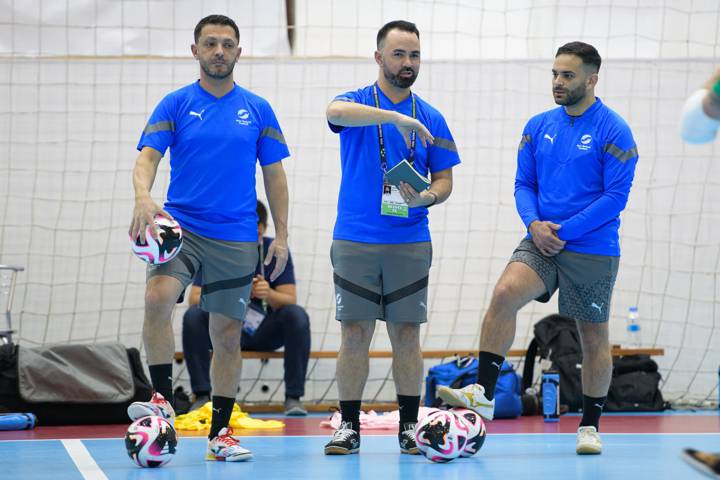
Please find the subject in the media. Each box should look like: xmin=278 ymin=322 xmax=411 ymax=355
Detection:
xmin=555 ymin=41 xmax=601 ymax=73
xmin=376 ymin=20 xmax=419 ymax=50
xmin=194 ymin=14 xmax=240 ymax=44
xmin=256 ymin=200 xmax=268 ymax=226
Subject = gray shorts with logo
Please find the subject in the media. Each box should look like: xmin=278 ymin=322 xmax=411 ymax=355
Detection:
xmin=331 ymin=240 xmax=432 ymax=323
xmin=509 ymin=238 xmax=620 ymax=323
xmin=147 ymin=228 xmax=257 ymax=321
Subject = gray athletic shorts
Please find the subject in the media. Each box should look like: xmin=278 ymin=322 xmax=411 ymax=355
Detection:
xmin=509 ymin=238 xmax=620 ymax=323
xmin=147 ymin=228 xmax=257 ymax=321
xmin=331 ymin=240 xmax=432 ymax=323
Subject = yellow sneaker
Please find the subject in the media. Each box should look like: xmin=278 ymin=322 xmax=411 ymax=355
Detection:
xmin=436 ymin=384 xmax=495 ymax=420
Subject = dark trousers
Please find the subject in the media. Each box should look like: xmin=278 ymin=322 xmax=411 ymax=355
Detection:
xmin=181 ymin=304 xmax=311 ymax=398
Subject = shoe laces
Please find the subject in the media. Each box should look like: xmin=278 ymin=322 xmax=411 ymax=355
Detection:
xmin=333 ymin=422 xmax=356 ymax=442
xmin=217 ymin=428 xmax=240 ymax=446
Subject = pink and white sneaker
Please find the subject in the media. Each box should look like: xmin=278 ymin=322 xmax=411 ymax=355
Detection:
xmin=206 ymin=427 xmax=253 ymax=462
xmin=127 ymin=392 xmax=176 ymax=426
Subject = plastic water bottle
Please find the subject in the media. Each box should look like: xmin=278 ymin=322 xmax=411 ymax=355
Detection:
xmin=626 ymin=306 xmax=641 ymax=348
xmin=542 ymin=370 xmax=560 ymax=422
xmin=0 ymin=413 xmax=36 ymax=431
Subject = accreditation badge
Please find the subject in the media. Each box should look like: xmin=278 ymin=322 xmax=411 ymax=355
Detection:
xmin=380 ymin=182 xmax=408 ymax=218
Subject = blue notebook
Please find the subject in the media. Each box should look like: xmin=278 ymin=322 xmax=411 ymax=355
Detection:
xmin=385 ymin=159 xmax=431 ymax=192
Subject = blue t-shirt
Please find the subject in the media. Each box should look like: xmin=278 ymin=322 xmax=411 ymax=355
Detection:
xmin=515 ymin=98 xmax=639 ymax=256
xmin=329 ymin=84 xmax=461 ymax=243
xmin=193 ymin=236 xmax=295 ymax=313
xmin=137 ymin=81 xmax=290 ymax=241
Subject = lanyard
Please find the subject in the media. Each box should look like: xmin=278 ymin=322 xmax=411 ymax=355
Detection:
xmin=372 ymin=84 xmax=416 ymax=173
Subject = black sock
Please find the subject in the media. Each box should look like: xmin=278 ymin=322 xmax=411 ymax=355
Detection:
xmin=397 ymin=395 xmax=420 ymax=426
xmin=579 ymin=395 xmax=606 ymax=430
xmin=476 ymin=351 xmax=505 ymax=400
xmin=148 ymin=364 xmax=174 ymax=406
xmin=209 ymin=396 xmax=236 ymax=439
xmin=339 ymin=400 xmax=362 ymax=432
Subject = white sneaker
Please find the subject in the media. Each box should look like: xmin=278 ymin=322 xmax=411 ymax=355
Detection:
xmin=576 ymin=426 xmax=602 ymax=455
xmin=127 ymin=391 xmax=176 ymax=426
xmin=207 ymin=427 xmax=253 ymax=462
xmin=436 ymin=384 xmax=495 ymax=420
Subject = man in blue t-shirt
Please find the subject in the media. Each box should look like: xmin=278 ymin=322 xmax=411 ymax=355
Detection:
xmin=439 ymin=42 xmax=639 ymax=456
xmin=182 ymin=201 xmax=310 ymax=417
xmin=679 ymin=68 xmax=720 ymax=480
xmin=127 ymin=15 xmax=290 ymax=462
xmin=323 ymin=20 xmax=461 ymax=456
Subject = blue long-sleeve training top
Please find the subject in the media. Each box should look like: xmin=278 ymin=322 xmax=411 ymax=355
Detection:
xmin=514 ymin=97 xmax=639 ymax=256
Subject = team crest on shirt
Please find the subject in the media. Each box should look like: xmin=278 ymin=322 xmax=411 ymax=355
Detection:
xmin=236 ymin=109 xmax=252 ymax=126
xmin=577 ymin=134 xmax=592 ymax=151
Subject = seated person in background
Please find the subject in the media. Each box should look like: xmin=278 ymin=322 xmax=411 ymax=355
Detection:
xmin=182 ymin=200 xmax=311 ymax=416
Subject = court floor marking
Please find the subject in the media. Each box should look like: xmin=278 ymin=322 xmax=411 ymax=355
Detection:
xmin=61 ymin=439 xmax=109 ymax=480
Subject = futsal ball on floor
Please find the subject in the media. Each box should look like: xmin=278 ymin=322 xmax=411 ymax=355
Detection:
xmin=130 ymin=215 xmax=183 ymax=265
xmin=415 ymin=409 xmax=469 ymax=463
xmin=125 ymin=415 xmax=178 ymax=468
xmin=451 ymin=408 xmax=486 ymax=457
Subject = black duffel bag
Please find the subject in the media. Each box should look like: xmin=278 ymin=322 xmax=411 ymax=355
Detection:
xmin=605 ymin=355 xmax=667 ymax=412
xmin=0 ymin=342 xmax=152 ymax=425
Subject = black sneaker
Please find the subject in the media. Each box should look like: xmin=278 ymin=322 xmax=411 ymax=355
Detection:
xmin=399 ymin=422 xmax=420 ymax=455
xmin=324 ymin=421 xmax=360 ymax=455
xmin=681 ymin=449 xmax=720 ymax=478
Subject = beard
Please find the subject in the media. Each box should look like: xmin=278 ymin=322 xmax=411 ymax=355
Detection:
xmin=383 ymin=65 xmax=418 ymax=89
xmin=200 ymin=59 xmax=235 ymax=80
xmin=553 ymin=82 xmax=587 ymax=106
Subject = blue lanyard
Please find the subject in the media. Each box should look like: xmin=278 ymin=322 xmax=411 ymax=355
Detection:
xmin=372 ymin=84 xmax=416 ymax=173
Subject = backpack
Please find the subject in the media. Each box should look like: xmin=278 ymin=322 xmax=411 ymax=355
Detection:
xmin=522 ymin=314 xmax=584 ymax=412
xmin=424 ymin=356 xmax=523 ymax=419
xmin=605 ymin=355 xmax=666 ymax=411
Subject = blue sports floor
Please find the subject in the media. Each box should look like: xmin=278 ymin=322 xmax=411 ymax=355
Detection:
xmin=1 ymin=414 xmax=718 ymax=479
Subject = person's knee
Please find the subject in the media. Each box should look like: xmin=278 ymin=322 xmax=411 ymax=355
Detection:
xmin=579 ymin=324 xmax=610 ymax=355
xmin=183 ymin=305 xmax=206 ymax=331
xmin=209 ymin=319 xmax=242 ymax=354
xmin=278 ymin=305 xmax=310 ymax=330
xmin=145 ymin=286 xmax=175 ymax=315
xmin=341 ymin=321 xmax=373 ymax=352
xmin=490 ymin=280 xmax=524 ymax=314
xmin=389 ymin=323 xmax=421 ymax=351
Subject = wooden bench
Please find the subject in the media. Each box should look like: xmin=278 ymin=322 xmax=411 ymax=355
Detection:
xmin=173 ymin=346 xmax=664 ymax=412
xmin=173 ymin=347 xmax=664 ymax=363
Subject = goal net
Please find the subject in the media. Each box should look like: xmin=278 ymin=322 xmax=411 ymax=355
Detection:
xmin=1 ymin=0 xmax=718 ymax=407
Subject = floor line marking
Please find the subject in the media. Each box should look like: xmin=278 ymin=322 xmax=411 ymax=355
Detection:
xmin=62 ymin=439 xmax=109 ymax=480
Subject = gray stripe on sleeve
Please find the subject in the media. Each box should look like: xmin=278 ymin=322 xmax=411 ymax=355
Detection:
xmin=433 ymin=137 xmax=457 ymax=153
xmin=518 ymin=134 xmax=531 ymax=151
xmin=143 ymin=120 xmax=175 ymax=135
xmin=260 ymin=126 xmax=287 ymax=145
xmin=603 ymin=143 xmax=638 ymax=163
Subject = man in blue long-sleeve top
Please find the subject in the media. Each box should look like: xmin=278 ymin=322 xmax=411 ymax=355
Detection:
xmin=438 ymin=41 xmax=639 ymax=455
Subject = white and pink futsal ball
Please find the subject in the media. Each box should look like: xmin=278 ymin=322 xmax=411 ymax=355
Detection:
xmin=130 ymin=215 xmax=182 ymax=265
xmin=124 ymin=415 xmax=178 ymax=468
xmin=451 ymin=408 xmax=487 ymax=457
xmin=415 ymin=409 xmax=470 ymax=463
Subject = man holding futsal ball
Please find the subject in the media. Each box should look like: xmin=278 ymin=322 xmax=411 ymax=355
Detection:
xmin=439 ymin=42 xmax=639 ymax=455
xmin=324 ymin=20 xmax=461 ymax=455
xmin=679 ymin=68 xmax=720 ymax=479
xmin=128 ymin=14 xmax=290 ymax=462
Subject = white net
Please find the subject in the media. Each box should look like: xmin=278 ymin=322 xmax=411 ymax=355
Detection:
xmin=1 ymin=0 xmax=718 ymax=406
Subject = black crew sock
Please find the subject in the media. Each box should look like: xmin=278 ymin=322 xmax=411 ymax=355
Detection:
xmin=208 ymin=396 xmax=236 ymax=440
xmin=579 ymin=395 xmax=606 ymax=430
xmin=148 ymin=364 xmax=174 ymax=407
xmin=397 ymin=395 xmax=420 ymax=427
xmin=476 ymin=351 xmax=505 ymax=400
xmin=339 ymin=400 xmax=362 ymax=433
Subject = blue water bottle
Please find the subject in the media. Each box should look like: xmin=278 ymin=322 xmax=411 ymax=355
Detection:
xmin=0 ymin=413 xmax=37 ymax=431
xmin=542 ymin=370 xmax=560 ymax=422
